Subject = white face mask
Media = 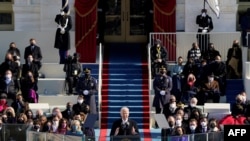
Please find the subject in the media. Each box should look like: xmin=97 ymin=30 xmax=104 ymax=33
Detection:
xmin=202 ymin=12 xmax=206 ymax=17
xmin=5 ymin=74 xmax=11 ymax=79
xmin=176 ymin=119 xmax=182 ymax=126
xmin=170 ymin=103 xmax=176 ymax=109
xmin=53 ymin=120 xmax=59 ymax=126
xmin=190 ymin=103 xmax=196 ymax=107
xmin=242 ymin=96 xmax=247 ymax=103
xmin=190 ymin=125 xmax=196 ymax=130
xmin=77 ymin=99 xmax=83 ymax=104
xmin=60 ymin=11 xmax=65 ymax=15
xmin=208 ymin=77 xmax=214 ymax=82
xmin=201 ymin=121 xmax=207 ymax=127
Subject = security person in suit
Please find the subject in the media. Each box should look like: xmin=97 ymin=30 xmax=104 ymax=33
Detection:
xmin=196 ymin=9 xmax=213 ymax=55
xmin=24 ymin=38 xmax=43 ymax=70
xmin=110 ymin=106 xmax=140 ymax=141
xmin=76 ymin=68 xmax=98 ymax=114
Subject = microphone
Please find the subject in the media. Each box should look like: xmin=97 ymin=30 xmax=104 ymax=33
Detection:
xmin=121 ymin=121 xmax=129 ymax=130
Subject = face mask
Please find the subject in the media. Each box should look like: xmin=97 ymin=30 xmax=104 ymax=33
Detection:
xmin=85 ymin=74 xmax=90 ymax=78
xmin=208 ymin=77 xmax=214 ymax=82
xmin=184 ymin=114 xmax=189 ymax=120
xmin=201 ymin=121 xmax=207 ymax=127
xmin=61 ymin=11 xmax=65 ymax=15
xmin=190 ymin=125 xmax=196 ymax=131
xmin=168 ymin=121 xmax=174 ymax=127
xmin=17 ymin=119 xmax=24 ymax=124
xmin=62 ymin=123 xmax=67 ymax=128
xmin=67 ymin=106 xmax=72 ymax=110
xmin=233 ymin=44 xmax=239 ymax=48
xmin=34 ymin=125 xmax=40 ymax=130
xmin=5 ymin=74 xmax=11 ymax=79
xmin=176 ymin=119 xmax=182 ymax=126
xmin=242 ymin=96 xmax=246 ymax=103
xmin=77 ymin=99 xmax=83 ymax=104
xmin=72 ymin=125 xmax=77 ymax=131
xmin=170 ymin=103 xmax=176 ymax=109
xmin=190 ymin=103 xmax=196 ymax=107
xmin=210 ymin=123 xmax=216 ymax=128
xmin=27 ymin=58 xmax=33 ymax=63
xmin=53 ymin=121 xmax=59 ymax=126
xmin=202 ymin=12 xmax=206 ymax=17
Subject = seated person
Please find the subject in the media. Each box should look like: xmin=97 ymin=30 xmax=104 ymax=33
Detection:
xmin=21 ymin=55 xmax=39 ymax=81
xmin=183 ymin=97 xmax=202 ymax=121
xmin=0 ymin=93 xmax=8 ymax=114
xmin=181 ymin=73 xmax=199 ymax=103
xmin=161 ymin=115 xmax=176 ymax=141
xmin=170 ymin=126 xmax=188 ymax=141
xmin=207 ymin=55 xmax=227 ymax=96
xmin=200 ymin=73 xmax=220 ymax=104
xmin=66 ymin=120 xmax=83 ymax=135
xmin=0 ymin=70 xmax=19 ymax=101
xmin=163 ymin=95 xmax=177 ymax=119
xmin=185 ymin=118 xmax=201 ymax=134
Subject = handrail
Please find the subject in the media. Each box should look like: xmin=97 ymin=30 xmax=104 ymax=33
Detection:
xmin=98 ymin=42 xmax=103 ymax=128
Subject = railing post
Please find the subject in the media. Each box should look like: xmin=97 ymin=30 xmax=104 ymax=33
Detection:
xmin=98 ymin=42 xmax=103 ymax=128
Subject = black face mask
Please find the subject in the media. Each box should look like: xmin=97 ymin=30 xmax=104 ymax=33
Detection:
xmin=168 ymin=121 xmax=174 ymax=127
xmin=210 ymin=123 xmax=216 ymax=128
xmin=67 ymin=106 xmax=72 ymax=110
xmin=233 ymin=44 xmax=239 ymax=48
xmin=85 ymin=73 xmax=90 ymax=78
xmin=17 ymin=119 xmax=24 ymax=124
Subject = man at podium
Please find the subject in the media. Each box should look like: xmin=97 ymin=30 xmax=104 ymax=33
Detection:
xmin=110 ymin=106 xmax=140 ymax=141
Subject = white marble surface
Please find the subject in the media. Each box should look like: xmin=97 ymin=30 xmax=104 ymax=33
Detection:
xmin=13 ymin=0 xmax=75 ymax=31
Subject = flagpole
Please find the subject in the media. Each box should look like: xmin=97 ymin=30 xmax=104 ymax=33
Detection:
xmin=203 ymin=0 xmax=206 ymax=9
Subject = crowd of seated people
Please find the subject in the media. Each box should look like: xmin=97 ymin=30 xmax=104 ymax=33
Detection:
xmin=0 ymin=94 xmax=95 ymax=139
xmin=151 ymin=40 xmax=247 ymax=140
xmin=161 ymin=94 xmax=250 ymax=140
xmin=151 ymin=40 xmax=242 ymax=106
xmin=0 ymin=40 xmax=97 ymax=139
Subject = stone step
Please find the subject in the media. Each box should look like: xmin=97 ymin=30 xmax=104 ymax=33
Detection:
xmin=37 ymin=78 xmax=66 ymax=94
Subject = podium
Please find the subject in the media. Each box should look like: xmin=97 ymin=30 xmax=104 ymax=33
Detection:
xmin=110 ymin=135 xmax=141 ymax=141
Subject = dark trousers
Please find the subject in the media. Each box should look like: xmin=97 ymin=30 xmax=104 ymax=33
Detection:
xmin=66 ymin=76 xmax=78 ymax=94
xmin=59 ymin=49 xmax=68 ymax=64
xmin=197 ymin=33 xmax=210 ymax=55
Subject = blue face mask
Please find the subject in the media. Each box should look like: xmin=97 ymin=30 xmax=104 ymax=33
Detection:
xmin=72 ymin=125 xmax=77 ymax=131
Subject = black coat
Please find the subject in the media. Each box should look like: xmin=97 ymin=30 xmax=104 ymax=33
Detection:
xmin=72 ymin=102 xmax=89 ymax=115
xmin=110 ymin=118 xmax=140 ymax=137
xmin=21 ymin=62 xmax=39 ymax=80
xmin=24 ymin=45 xmax=43 ymax=62
xmin=54 ymin=14 xmax=72 ymax=50
xmin=0 ymin=61 xmax=20 ymax=79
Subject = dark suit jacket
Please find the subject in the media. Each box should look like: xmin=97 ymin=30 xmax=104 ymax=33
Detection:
xmin=61 ymin=109 xmax=73 ymax=120
xmin=110 ymin=118 xmax=140 ymax=137
xmin=21 ymin=62 xmax=39 ymax=80
xmin=24 ymin=45 xmax=43 ymax=63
